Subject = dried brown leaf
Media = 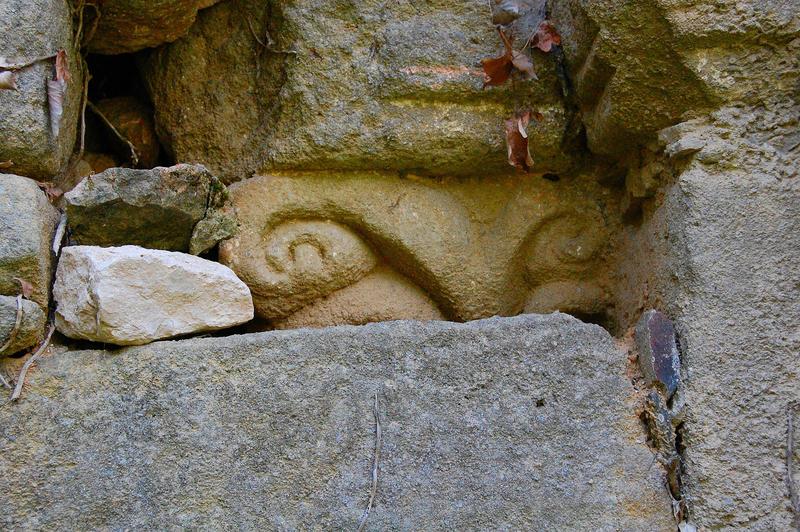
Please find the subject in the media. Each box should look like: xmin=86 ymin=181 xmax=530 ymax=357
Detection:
xmin=0 ymin=161 xmax=12 ymax=169
xmin=55 ymin=49 xmax=70 ymax=83
xmin=481 ymin=28 xmax=515 ymax=87
xmin=531 ymin=21 xmax=562 ymax=53
xmin=13 ymin=278 xmax=34 ymax=299
xmin=0 ymin=71 xmax=17 ymax=90
xmin=505 ymin=110 xmax=534 ymax=172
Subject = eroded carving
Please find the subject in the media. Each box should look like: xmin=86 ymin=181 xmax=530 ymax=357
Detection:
xmin=219 ymin=173 xmax=621 ymax=329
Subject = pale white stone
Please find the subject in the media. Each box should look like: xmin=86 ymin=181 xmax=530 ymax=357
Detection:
xmin=54 ymin=246 xmax=254 ymax=345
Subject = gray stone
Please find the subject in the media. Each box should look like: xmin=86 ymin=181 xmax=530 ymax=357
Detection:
xmin=53 ymin=245 xmax=254 ymax=346
xmin=635 ymin=309 xmax=681 ymax=399
xmin=0 ymin=0 xmax=82 ymax=180
xmin=0 ymin=295 xmax=45 ymax=356
xmin=0 ymin=314 xmax=674 ymax=530
xmin=65 ymin=164 xmax=233 ymax=253
xmin=0 ymin=173 xmax=59 ymax=308
xmin=615 ymin=104 xmax=800 ymax=529
xmin=141 ymin=0 xmax=571 ymax=183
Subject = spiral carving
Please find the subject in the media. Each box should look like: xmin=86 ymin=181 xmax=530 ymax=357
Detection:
xmin=525 ymin=211 xmax=609 ymax=283
xmin=228 ymin=219 xmax=378 ymax=319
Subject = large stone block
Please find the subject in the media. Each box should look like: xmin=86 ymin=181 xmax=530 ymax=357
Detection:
xmin=53 ymin=246 xmax=254 ymax=345
xmin=0 ymin=314 xmax=674 ymax=530
xmin=88 ymin=0 xmax=223 ymax=54
xmin=0 ymin=0 xmax=82 ymax=180
xmin=219 ymin=173 xmax=622 ymax=327
xmin=0 ymin=174 xmax=60 ymax=308
xmin=141 ymin=0 xmax=570 ymax=183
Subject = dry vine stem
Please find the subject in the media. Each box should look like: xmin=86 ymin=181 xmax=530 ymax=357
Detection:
xmin=10 ymin=324 xmax=55 ymax=402
xmin=357 ymin=392 xmax=382 ymax=532
xmin=87 ymin=101 xmax=139 ymax=166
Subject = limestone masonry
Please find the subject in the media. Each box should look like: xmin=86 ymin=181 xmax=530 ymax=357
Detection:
xmin=0 ymin=0 xmax=798 ymax=529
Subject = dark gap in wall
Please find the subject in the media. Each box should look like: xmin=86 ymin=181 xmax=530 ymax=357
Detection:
xmin=80 ymin=53 xmax=171 ymax=171
xmin=567 ymin=310 xmax=617 ymax=336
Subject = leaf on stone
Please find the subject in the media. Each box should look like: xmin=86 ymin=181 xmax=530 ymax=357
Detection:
xmin=47 ymin=49 xmax=69 ymax=139
xmin=0 ymin=161 xmax=12 ymax=169
xmin=481 ymin=28 xmax=515 ymax=87
xmin=13 ymin=278 xmax=34 ymax=299
xmin=505 ymin=110 xmax=534 ymax=172
xmin=531 ymin=21 xmax=562 ymax=53
xmin=0 ymin=71 xmax=17 ymax=91
xmin=511 ymin=50 xmax=537 ymax=80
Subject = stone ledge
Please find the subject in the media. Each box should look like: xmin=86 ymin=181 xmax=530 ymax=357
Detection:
xmin=0 ymin=314 xmax=673 ymax=530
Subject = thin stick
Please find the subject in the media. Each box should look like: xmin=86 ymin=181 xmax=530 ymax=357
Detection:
xmin=0 ymin=295 xmax=23 ymax=354
xmin=0 ymin=372 xmax=10 ymax=389
xmin=788 ymin=402 xmax=800 ymax=531
xmin=357 ymin=392 xmax=382 ymax=532
xmin=10 ymin=324 xmax=55 ymax=402
xmin=0 ymin=53 xmax=58 ymax=71
xmin=78 ymin=61 xmax=90 ymax=160
xmin=87 ymin=101 xmax=139 ymax=166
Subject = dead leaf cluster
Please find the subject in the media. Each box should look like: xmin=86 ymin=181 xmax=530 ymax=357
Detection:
xmin=481 ymin=28 xmax=536 ymax=87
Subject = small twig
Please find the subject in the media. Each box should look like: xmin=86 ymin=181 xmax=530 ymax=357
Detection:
xmin=0 ymin=372 xmax=11 ymax=390
xmin=246 ymin=17 xmax=266 ymax=47
xmin=0 ymin=295 xmax=23 ymax=355
xmin=10 ymin=324 xmax=55 ymax=402
xmin=357 ymin=392 xmax=382 ymax=532
xmin=788 ymin=402 xmax=800 ymax=531
xmin=87 ymin=101 xmax=139 ymax=166
xmin=78 ymin=60 xmax=91 ymax=160
xmin=0 ymin=53 xmax=58 ymax=72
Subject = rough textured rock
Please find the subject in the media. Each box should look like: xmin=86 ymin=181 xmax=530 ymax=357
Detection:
xmin=53 ymin=246 xmax=254 ymax=345
xmin=0 ymin=0 xmax=82 ymax=180
xmin=93 ymin=97 xmax=160 ymax=168
xmin=0 ymin=295 xmax=46 ymax=356
xmin=65 ymin=164 xmax=233 ymax=253
xmin=88 ymin=0 xmax=223 ymax=54
xmin=0 ymin=174 xmax=59 ymax=308
xmin=0 ymin=314 xmax=674 ymax=529
xmin=141 ymin=0 xmax=571 ymax=183
xmin=219 ymin=173 xmax=621 ymax=326
xmin=615 ymin=107 xmax=800 ymax=528
xmin=550 ymin=0 xmax=799 ymax=158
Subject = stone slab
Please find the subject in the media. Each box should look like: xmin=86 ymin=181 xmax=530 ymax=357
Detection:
xmin=0 ymin=314 xmax=673 ymax=530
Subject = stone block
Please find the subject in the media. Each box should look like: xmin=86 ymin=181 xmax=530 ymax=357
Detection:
xmin=0 ymin=295 xmax=46 ymax=356
xmin=0 ymin=173 xmax=59 ymax=307
xmin=65 ymin=164 xmax=233 ymax=253
xmin=53 ymin=245 xmax=254 ymax=345
xmin=0 ymin=314 xmax=674 ymax=530
xmin=0 ymin=0 xmax=81 ymax=180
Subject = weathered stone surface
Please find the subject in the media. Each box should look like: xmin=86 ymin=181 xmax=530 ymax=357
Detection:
xmin=65 ymin=164 xmax=233 ymax=253
xmin=0 ymin=314 xmax=674 ymax=529
xmin=94 ymin=97 xmax=160 ymax=168
xmin=0 ymin=295 xmax=45 ymax=356
xmin=551 ymin=0 xmax=799 ymax=159
xmin=615 ymin=104 xmax=800 ymax=528
xmin=0 ymin=0 xmax=82 ymax=180
xmin=53 ymin=246 xmax=253 ymax=345
xmin=0 ymin=174 xmax=59 ymax=308
xmin=219 ymin=172 xmax=621 ymax=327
xmin=88 ymin=0 xmax=223 ymax=54
xmin=141 ymin=0 xmax=570 ymax=183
